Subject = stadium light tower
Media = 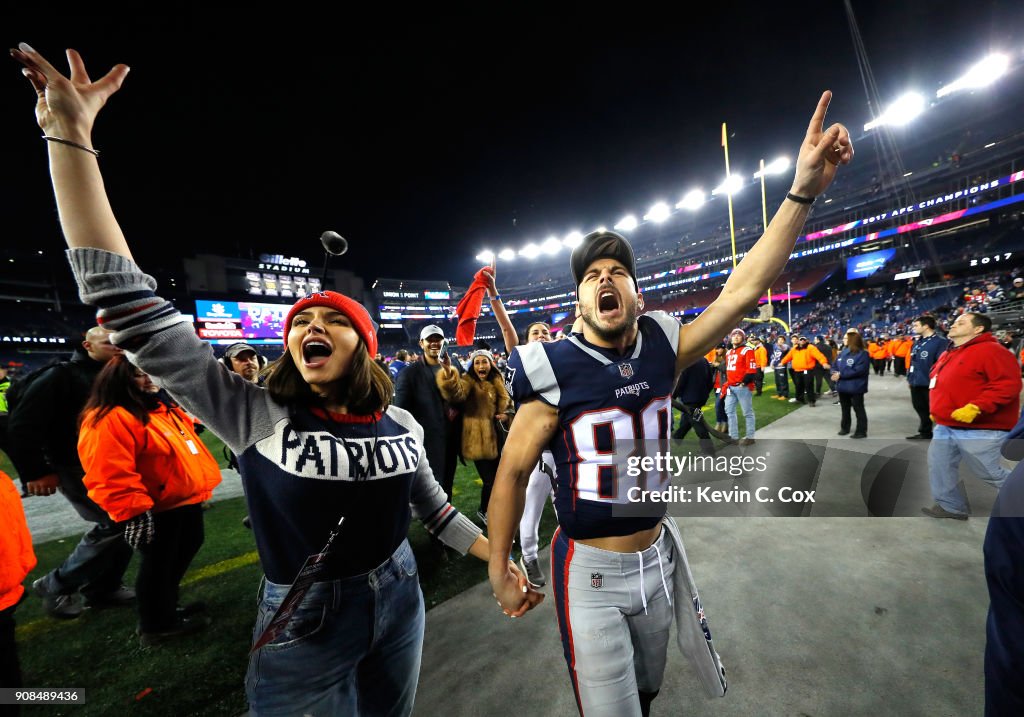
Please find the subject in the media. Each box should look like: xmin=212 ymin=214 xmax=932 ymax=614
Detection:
xmin=498 ymin=248 xmax=516 ymax=262
xmin=520 ymin=243 xmax=541 ymax=260
xmin=676 ymin=189 xmax=705 ymax=211
xmin=712 ymin=174 xmax=744 ymax=196
xmin=614 ymin=214 xmax=638 ymax=231
xmin=542 ymin=236 xmax=562 ymax=255
xmin=563 ymin=231 xmax=584 ymax=248
xmin=936 ymin=53 xmax=1010 ymax=98
xmin=475 ymin=250 xmax=495 ymax=264
xmin=644 ymin=202 xmax=671 ymax=223
xmin=864 ymin=91 xmax=926 ymax=131
xmin=753 ymin=156 xmax=790 ymax=178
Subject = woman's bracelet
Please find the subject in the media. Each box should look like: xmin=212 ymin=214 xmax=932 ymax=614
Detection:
xmin=489 ymin=294 xmax=501 ymax=301
xmin=42 ymin=135 xmax=100 ymax=157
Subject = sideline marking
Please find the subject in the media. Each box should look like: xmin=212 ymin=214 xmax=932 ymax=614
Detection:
xmin=16 ymin=551 xmax=260 ymax=640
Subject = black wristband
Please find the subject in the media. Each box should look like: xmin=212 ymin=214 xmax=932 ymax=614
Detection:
xmin=786 ymin=192 xmax=815 ymax=205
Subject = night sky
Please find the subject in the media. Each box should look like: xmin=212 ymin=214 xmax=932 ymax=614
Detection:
xmin=4 ymin=2 xmax=1023 ymax=286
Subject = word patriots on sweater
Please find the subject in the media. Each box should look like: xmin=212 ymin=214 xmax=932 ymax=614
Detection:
xmin=255 ymin=424 xmax=421 ymax=480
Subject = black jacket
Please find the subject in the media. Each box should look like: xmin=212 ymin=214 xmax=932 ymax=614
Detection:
xmin=393 ymin=359 xmax=462 ymax=482
xmin=673 ymin=359 xmax=715 ymax=406
xmin=6 ymin=347 xmax=106 ymax=482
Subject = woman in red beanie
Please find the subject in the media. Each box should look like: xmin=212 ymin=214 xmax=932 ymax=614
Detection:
xmin=13 ymin=44 xmax=541 ymax=716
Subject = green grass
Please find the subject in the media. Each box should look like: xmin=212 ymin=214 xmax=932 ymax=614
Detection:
xmin=8 ymin=375 xmax=799 ymax=715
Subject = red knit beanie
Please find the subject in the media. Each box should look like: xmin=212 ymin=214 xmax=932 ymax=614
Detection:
xmin=283 ymin=291 xmax=378 ymax=357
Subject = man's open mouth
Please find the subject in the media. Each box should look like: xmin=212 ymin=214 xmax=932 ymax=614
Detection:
xmin=597 ymin=288 xmax=621 ymax=317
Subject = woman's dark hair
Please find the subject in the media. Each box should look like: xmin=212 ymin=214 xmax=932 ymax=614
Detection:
xmin=81 ymin=354 xmax=160 ymax=428
xmin=467 ymin=355 xmax=500 ymax=383
xmin=521 ymin=321 xmax=550 ymax=344
xmin=264 ymin=338 xmax=393 ymax=415
xmin=845 ymin=331 xmax=866 ymax=353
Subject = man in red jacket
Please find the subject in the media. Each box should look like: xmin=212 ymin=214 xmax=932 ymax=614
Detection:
xmin=923 ymin=312 xmax=1022 ymax=519
xmin=723 ymin=328 xmax=758 ymax=445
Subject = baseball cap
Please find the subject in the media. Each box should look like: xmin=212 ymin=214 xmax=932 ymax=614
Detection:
xmin=420 ymin=325 xmax=445 ymax=341
xmin=223 ymin=342 xmax=258 ymax=359
xmin=570 ymin=230 xmax=638 ymax=290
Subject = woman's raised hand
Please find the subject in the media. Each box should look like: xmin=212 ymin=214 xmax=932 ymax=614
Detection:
xmin=11 ymin=44 xmax=129 ymax=141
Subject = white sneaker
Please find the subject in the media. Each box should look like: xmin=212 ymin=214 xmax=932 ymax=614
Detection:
xmin=788 ymin=398 xmax=798 ymax=403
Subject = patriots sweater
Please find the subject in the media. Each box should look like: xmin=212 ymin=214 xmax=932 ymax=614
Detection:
xmin=67 ymin=248 xmax=481 ymax=584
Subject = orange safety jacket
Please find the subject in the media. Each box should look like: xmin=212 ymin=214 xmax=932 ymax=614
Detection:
xmin=753 ymin=345 xmax=768 ymax=369
xmin=867 ymin=341 xmax=886 ymax=360
xmin=779 ymin=344 xmax=830 ymax=372
xmin=0 ymin=470 xmax=37 ymax=611
xmin=892 ymin=339 xmax=912 ymax=359
xmin=78 ymin=403 xmax=222 ymax=523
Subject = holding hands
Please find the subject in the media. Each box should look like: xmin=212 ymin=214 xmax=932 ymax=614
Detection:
xmin=492 ymin=564 xmax=545 ymax=618
xmin=11 ymin=43 xmax=129 ymax=144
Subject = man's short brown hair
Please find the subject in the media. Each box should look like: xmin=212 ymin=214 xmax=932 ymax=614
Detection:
xmin=964 ymin=312 xmax=992 ymax=333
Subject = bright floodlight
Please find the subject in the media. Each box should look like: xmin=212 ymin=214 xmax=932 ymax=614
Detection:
xmin=520 ymin=243 xmax=541 ymax=260
xmin=498 ymin=248 xmax=516 ymax=262
xmin=595 ymin=226 xmax=607 ymax=233
xmin=475 ymin=250 xmax=494 ymax=263
xmin=614 ymin=214 xmax=638 ymax=231
xmin=712 ymin=174 xmax=744 ymax=196
xmin=563 ymin=231 xmax=584 ymax=248
xmin=864 ymin=92 xmax=926 ymax=131
xmin=676 ymin=189 xmax=705 ymax=210
xmin=644 ymin=202 xmax=671 ymax=223
xmin=937 ymin=53 xmax=1010 ymax=98
xmin=542 ymin=236 xmax=562 ymax=255
xmin=753 ymin=157 xmax=790 ymax=178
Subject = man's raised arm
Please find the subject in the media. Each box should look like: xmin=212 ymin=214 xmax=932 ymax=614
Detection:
xmin=676 ymin=91 xmax=853 ymax=373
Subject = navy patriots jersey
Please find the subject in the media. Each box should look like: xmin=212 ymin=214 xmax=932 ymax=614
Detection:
xmin=506 ymin=311 xmax=680 ymax=539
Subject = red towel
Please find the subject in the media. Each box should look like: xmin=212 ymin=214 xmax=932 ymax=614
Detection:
xmin=455 ymin=268 xmax=490 ymax=346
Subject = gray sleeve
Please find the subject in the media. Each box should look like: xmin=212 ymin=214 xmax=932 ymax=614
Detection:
xmin=645 ymin=310 xmax=681 ymax=354
xmin=387 ymin=406 xmax=482 ymax=554
xmin=514 ymin=342 xmax=561 ymax=406
xmin=66 ymin=247 xmax=279 ymax=455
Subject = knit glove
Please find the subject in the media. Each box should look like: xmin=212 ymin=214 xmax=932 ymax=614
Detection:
xmin=950 ymin=403 xmax=982 ymax=424
xmin=124 ymin=510 xmax=156 ymax=549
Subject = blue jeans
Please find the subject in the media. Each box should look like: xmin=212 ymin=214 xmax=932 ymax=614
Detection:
xmin=724 ymin=386 xmax=755 ymax=439
xmin=927 ymin=425 xmax=1011 ymax=515
xmin=37 ymin=467 xmax=132 ymax=601
xmin=246 ymin=539 xmax=425 ymax=716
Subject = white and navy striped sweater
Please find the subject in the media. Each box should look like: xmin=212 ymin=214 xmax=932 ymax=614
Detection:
xmin=67 ymin=248 xmax=481 ymax=584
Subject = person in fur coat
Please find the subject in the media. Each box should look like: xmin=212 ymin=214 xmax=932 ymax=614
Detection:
xmin=436 ymin=349 xmax=512 ymax=523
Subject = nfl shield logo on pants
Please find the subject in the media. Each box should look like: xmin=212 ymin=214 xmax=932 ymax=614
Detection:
xmin=618 ymin=363 xmax=634 ymax=379
xmin=591 ymin=573 xmax=603 ymax=589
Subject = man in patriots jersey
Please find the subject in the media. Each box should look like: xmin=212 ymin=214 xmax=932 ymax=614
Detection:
xmin=486 ymin=92 xmax=854 ymax=716
xmin=722 ymin=328 xmax=758 ymax=446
